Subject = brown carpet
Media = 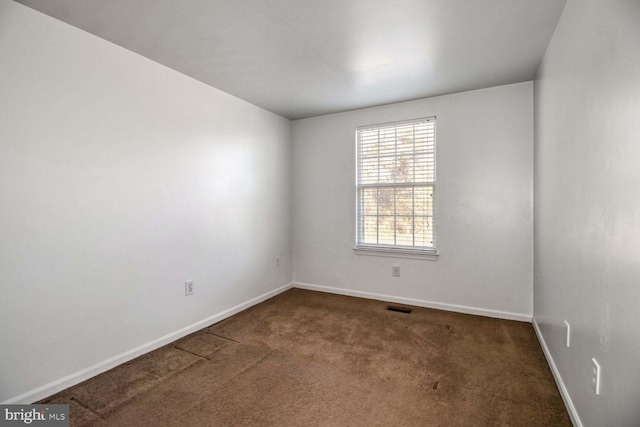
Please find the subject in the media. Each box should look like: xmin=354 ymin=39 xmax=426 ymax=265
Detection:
xmin=38 ymin=288 xmax=572 ymax=426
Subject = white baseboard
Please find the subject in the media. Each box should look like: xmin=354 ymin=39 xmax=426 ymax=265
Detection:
xmin=5 ymin=281 xmax=538 ymax=405
xmin=3 ymin=282 xmax=293 ymax=405
xmin=293 ymin=282 xmax=532 ymax=322
xmin=532 ymin=318 xmax=582 ymax=427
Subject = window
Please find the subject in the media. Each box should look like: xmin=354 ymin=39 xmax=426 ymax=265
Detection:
xmin=355 ymin=117 xmax=436 ymax=258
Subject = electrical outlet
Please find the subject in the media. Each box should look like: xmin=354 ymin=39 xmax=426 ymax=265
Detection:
xmin=185 ymin=280 xmax=194 ymax=296
xmin=392 ymin=265 xmax=400 ymax=277
xmin=591 ymin=358 xmax=601 ymax=395
xmin=564 ymin=320 xmax=571 ymax=347
xmin=276 ymin=256 xmax=280 ymax=266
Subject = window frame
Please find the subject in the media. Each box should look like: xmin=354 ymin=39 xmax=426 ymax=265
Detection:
xmin=354 ymin=117 xmax=438 ymax=260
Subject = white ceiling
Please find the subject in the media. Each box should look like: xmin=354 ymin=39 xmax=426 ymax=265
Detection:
xmin=16 ymin=0 xmax=566 ymax=120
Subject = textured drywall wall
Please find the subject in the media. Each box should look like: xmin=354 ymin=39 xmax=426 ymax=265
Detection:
xmin=534 ymin=0 xmax=640 ymax=425
xmin=0 ymin=0 xmax=291 ymax=403
xmin=292 ymin=82 xmax=534 ymax=319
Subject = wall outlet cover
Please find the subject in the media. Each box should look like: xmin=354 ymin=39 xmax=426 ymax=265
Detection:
xmin=392 ymin=265 xmax=400 ymax=277
xmin=185 ymin=280 xmax=194 ymax=296
xmin=592 ymin=358 xmax=601 ymax=395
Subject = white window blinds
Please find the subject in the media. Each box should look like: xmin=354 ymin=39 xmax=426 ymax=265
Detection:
xmin=356 ymin=117 xmax=436 ymax=253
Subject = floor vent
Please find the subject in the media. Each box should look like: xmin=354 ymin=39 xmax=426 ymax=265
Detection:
xmin=385 ymin=305 xmax=413 ymax=314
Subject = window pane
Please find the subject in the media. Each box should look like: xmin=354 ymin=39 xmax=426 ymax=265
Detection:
xmin=396 ymin=124 xmax=414 ymax=154
xmin=362 ymin=188 xmax=377 ymax=215
xmin=395 ymin=155 xmax=414 ymax=183
xmin=378 ymin=188 xmax=395 ymax=216
xmin=396 ymin=216 xmax=414 ymax=246
xmin=360 ymin=130 xmax=378 ymax=156
xmin=414 ymin=154 xmax=434 ymax=182
xmin=363 ymin=215 xmax=378 ymax=244
xmin=360 ymin=156 xmax=378 ymax=184
xmin=379 ymin=129 xmax=395 ymax=157
xmin=378 ymin=156 xmax=395 ymax=183
xmin=414 ymin=216 xmax=434 ymax=247
xmin=378 ymin=215 xmax=395 ymax=245
xmin=414 ymin=186 xmax=433 ymax=215
xmin=395 ymin=187 xmax=413 ymax=216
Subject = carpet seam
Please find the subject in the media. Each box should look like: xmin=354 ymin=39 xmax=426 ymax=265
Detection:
xmin=69 ymin=397 xmax=107 ymax=420
xmin=203 ymin=331 xmax=242 ymax=344
xmin=90 ymin=362 xmax=202 ymax=419
xmin=212 ymin=347 xmax=275 ymax=391
xmin=172 ymin=346 xmax=211 ymax=361
xmin=83 ymin=355 xmax=203 ymax=418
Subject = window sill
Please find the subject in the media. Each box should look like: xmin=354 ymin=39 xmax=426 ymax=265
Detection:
xmin=353 ymin=246 xmax=439 ymax=260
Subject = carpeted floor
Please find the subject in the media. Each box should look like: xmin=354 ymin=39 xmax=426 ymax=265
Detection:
xmin=39 ymin=288 xmax=572 ymax=426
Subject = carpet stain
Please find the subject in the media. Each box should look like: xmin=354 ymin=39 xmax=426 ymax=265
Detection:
xmin=38 ymin=288 xmax=572 ymax=426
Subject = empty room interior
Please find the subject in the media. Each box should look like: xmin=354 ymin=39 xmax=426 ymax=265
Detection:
xmin=1 ymin=0 xmax=639 ymax=426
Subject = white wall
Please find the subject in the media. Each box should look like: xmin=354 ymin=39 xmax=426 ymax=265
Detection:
xmin=292 ymin=82 xmax=534 ymax=319
xmin=0 ymin=0 xmax=291 ymax=403
xmin=533 ymin=0 xmax=640 ymax=426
